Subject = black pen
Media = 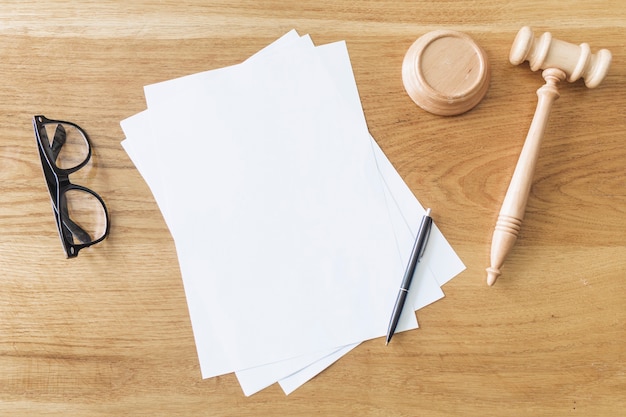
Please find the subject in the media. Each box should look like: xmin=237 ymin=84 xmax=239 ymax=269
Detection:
xmin=386 ymin=208 xmax=433 ymax=345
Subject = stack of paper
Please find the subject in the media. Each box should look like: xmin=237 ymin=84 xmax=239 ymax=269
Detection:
xmin=120 ymin=30 xmax=465 ymax=396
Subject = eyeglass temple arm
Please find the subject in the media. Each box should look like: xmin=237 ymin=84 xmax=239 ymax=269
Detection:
xmin=50 ymin=124 xmax=66 ymax=160
xmin=58 ymin=196 xmax=93 ymax=245
xmin=50 ymin=126 xmax=92 ymax=244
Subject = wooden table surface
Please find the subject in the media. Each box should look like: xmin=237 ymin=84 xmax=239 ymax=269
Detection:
xmin=1 ymin=1 xmax=624 ymax=416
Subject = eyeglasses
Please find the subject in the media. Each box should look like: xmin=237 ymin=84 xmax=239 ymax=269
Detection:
xmin=33 ymin=115 xmax=110 ymax=258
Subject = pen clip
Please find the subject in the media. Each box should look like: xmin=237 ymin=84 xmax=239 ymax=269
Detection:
xmin=417 ymin=210 xmax=433 ymax=260
xmin=417 ymin=222 xmax=432 ymax=260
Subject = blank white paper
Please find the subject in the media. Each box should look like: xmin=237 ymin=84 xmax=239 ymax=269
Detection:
xmin=120 ymin=30 xmax=465 ymax=396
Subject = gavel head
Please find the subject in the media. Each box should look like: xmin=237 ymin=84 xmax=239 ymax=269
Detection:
xmin=509 ymin=26 xmax=612 ymax=88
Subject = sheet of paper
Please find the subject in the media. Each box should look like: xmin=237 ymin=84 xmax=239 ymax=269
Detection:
xmin=120 ymin=30 xmax=465 ymax=396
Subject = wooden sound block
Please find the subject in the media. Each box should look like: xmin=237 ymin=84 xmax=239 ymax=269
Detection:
xmin=402 ymin=30 xmax=490 ymax=116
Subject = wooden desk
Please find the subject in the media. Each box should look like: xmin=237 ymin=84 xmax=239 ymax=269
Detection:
xmin=1 ymin=1 xmax=624 ymax=415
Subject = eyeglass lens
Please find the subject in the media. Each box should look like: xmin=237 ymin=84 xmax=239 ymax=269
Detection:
xmin=61 ymin=188 xmax=109 ymax=247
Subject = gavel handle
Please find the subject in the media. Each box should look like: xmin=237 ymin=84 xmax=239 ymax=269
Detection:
xmin=486 ymin=68 xmax=566 ymax=286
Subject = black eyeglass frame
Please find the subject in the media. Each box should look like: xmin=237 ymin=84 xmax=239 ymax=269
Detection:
xmin=33 ymin=115 xmax=110 ymax=258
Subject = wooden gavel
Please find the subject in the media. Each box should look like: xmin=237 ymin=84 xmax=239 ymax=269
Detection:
xmin=486 ymin=27 xmax=611 ymax=286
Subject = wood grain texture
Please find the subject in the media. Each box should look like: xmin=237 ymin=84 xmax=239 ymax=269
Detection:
xmin=0 ymin=1 xmax=624 ymax=416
